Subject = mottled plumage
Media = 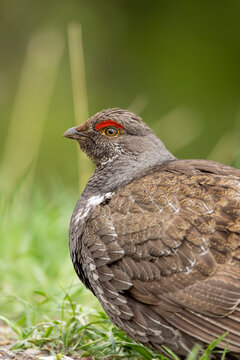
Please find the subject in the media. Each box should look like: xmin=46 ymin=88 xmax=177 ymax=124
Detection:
xmin=64 ymin=109 xmax=240 ymax=358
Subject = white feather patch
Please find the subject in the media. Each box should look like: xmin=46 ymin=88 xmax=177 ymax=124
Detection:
xmin=74 ymin=192 xmax=114 ymax=224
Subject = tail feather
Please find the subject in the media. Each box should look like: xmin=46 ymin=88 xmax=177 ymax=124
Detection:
xmin=165 ymin=307 xmax=240 ymax=353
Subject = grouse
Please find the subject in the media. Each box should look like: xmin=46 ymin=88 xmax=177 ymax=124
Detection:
xmin=63 ymin=108 xmax=240 ymax=358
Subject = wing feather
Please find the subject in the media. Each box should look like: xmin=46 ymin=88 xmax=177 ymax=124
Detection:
xmin=82 ymin=159 xmax=240 ymax=354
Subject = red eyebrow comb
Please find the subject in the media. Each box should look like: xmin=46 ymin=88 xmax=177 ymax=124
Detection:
xmin=96 ymin=120 xmax=124 ymax=130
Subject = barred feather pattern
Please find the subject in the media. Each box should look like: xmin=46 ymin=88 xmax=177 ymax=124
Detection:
xmin=70 ymin=159 xmax=240 ymax=357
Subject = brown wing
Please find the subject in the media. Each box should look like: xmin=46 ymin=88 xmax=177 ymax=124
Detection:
xmin=82 ymin=159 xmax=240 ymax=354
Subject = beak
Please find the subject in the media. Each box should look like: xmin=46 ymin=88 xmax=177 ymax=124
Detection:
xmin=63 ymin=126 xmax=89 ymax=140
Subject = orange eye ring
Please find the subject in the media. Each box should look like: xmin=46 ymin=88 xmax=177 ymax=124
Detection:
xmin=101 ymin=127 xmax=120 ymax=137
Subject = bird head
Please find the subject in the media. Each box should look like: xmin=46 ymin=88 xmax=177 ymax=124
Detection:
xmin=63 ymin=108 xmax=174 ymax=168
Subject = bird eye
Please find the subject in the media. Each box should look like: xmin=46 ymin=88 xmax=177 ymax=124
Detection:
xmin=102 ymin=127 xmax=120 ymax=137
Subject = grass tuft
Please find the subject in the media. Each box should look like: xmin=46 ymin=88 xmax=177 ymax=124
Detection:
xmin=1 ymin=292 xmax=169 ymax=359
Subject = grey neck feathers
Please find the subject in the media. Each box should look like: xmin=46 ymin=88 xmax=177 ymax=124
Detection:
xmin=82 ymin=135 xmax=175 ymax=198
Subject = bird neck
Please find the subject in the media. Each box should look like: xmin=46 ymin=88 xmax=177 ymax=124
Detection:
xmin=83 ymin=138 xmax=175 ymax=198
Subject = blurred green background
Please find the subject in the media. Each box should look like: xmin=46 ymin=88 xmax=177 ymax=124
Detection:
xmin=1 ymin=0 xmax=240 ymax=319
